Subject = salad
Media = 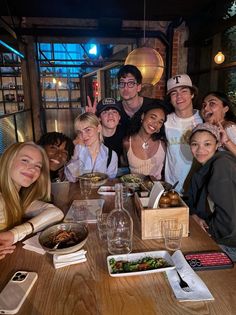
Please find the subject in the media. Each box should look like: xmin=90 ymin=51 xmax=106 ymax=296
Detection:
xmin=109 ymin=256 xmax=171 ymax=274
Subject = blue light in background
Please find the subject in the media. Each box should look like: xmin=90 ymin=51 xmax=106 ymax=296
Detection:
xmin=89 ymin=45 xmax=97 ymax=56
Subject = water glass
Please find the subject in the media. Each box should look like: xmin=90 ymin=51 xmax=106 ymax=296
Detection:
xmin=163 ymin=220 xmax=183 ymax=251
xmin=79 ymin=177 xmax=91 ymax=198
xmin=96 ymin=210 xmax=108 ymax=242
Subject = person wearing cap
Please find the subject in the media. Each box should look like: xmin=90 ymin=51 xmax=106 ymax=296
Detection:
xmin=95 ymin=98 xmax=125 ymax=168
xmin=188 ymin=122 xmax=236 ymax=259
xmin=85 ymin=65 xmax=169 ymax=135
xmin=164 ymin=74 xmax=202 ymax=194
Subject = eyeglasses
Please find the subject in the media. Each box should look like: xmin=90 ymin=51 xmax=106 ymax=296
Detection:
xmin=118 ymin=81 xmax=137 ymax=89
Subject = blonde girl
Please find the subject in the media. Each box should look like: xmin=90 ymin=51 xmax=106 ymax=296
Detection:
xmin=65 ymin=112 xmax=118 ymax=181
xmin=0 ymin=142 xmax=64 ymax=259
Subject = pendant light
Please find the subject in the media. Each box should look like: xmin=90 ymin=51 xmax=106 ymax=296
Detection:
xmin=124 ymin=0 xmax=164 ymax=85
xmin=214 ymin=51 xmax=225 ymax=64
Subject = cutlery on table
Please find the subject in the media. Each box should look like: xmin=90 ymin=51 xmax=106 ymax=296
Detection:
xmin=176 ymin=271 xmax=191 ymax=292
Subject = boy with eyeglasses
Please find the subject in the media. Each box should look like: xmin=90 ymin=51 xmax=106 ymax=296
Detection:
xmin=86 ymin=65 xmax=163 ymax=135
xmin=116 ymin=65 xmax=162 ymax=133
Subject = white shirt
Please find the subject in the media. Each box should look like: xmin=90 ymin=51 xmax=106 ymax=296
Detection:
xmin=0 ymin=194 xmax=64 ymax=243
xmin=164 ymin=110 xmax=202 ymax=193
xmin=65 ymin=143 xmax=118 ymax=182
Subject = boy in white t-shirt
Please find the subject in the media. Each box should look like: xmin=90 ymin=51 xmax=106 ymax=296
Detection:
xmin=164 ymin=74 xmax=202 ymax=194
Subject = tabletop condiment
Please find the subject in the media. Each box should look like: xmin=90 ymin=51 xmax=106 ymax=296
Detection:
xmin=159 ymin=192 xmax=171 ymax=208
xmin=167 ymin=190 xmax=180 ymax=207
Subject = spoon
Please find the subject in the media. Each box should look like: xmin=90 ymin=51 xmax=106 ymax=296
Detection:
xmin=52 ymin=242 xmax=61 ymax=250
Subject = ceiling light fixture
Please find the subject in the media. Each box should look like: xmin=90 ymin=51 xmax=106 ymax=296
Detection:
xmin=214 ymin=51 xmax=225 ymax=64
xmin=124 ymin=0 xmax=164 ymax=85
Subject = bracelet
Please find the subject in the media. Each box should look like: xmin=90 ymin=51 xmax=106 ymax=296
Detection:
xmin=27 ymin=221 xmax=34 ymax=234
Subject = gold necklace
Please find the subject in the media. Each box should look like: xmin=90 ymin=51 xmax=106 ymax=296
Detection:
xmin=139 ymin=134 xmax=151 ymax=150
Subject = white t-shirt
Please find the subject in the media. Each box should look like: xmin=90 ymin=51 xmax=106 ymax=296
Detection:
xmin=164 ymin=110 xmax=202 ymax=193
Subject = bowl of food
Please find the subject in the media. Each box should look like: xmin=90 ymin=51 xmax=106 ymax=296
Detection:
xmin=39 ymin=222 xmax=88 ymax=254
xmin=120 ymin=173 xmax=145 ymax=190
xmin=79 ymin=172 xmax=108 ymax=187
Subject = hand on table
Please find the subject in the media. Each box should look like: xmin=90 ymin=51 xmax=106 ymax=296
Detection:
xmin=191 ymin=214 xmax=210 ymax=235
xmin=0 ymin=231 xmax=15 ymax=260
xmin=85 ymin=96 xmax=97 ymax=114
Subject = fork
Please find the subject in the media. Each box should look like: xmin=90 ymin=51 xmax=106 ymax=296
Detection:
xmin=176 ymin=271 xmax=191 ymax=292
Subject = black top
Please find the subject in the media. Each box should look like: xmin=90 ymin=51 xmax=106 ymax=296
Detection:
xmin=103 ymin=124 xmax=126 ymax=167
xmin=118 ymin=97 xmax=157 ymax=133
xmin=189 ymin=151 xmax=236 ymax=247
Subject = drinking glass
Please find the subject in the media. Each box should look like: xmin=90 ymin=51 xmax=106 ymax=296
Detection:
xmin=79 ymin=177 xmax=91 ymax=198
xmin=163 ymin=220 xmax=183 ymax=251
xmin=96 ymin=210 xmax=108 ymax=242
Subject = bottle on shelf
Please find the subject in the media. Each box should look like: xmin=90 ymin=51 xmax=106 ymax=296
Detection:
xmin=107 ymin=183 xmax=133 ymax=254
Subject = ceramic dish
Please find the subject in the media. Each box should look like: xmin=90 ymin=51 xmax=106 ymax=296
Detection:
xmin=79 ymin=172 xmax=108 ymax=187
xmin=120 ymin=174 xmax=145 ymax=190
xmin=107 ymin=250 xmax=175 ymax=277
xmin=39 ymin=222 xmax=88 ymax=254
xmin=97 ymin=186 xmax=134 ymax=196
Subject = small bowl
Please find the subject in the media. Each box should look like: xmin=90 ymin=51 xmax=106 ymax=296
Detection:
xmin=79 ymin=172 xmax=108 ymax=187
xmin=39 ymin=222 xmax=88 ymax=254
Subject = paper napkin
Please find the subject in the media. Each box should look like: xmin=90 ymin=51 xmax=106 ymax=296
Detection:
xmin=166 ymin=250 xmax=214 ymax=302
xmin=23 ymin=234 xmax=46 ymax=255
xmin=53 ymin=249 xmax=87 ymax=269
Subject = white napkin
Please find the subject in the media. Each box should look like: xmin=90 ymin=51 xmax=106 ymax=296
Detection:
xmin=23 ymin=234 xmax=46 ymax=255
xmin=53 ymin=249 xmax=87 ymax=269
xmin=166 ymin=250 xmax=214 ymax=302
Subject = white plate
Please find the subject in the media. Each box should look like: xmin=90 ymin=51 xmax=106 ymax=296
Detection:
xmin=97 ymin=186 xmax=116 ymax=195
xmin=107 ymin=250 xmax=175 ymax=277
xmin=97 ymin=186 xmax=134 ymax=197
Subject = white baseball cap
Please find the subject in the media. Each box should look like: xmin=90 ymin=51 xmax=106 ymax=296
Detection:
xmin=167 ymin=74 xmax=198 ymax=95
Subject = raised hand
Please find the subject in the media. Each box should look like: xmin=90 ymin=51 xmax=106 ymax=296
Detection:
xmin=85 ymin=96 xmax=97 ymax=114
xmin=217 ymin=121 xmax=229 ymax=146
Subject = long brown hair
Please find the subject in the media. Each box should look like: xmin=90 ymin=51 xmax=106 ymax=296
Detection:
xmin=0 ymin=142 xmax=51 ymax=228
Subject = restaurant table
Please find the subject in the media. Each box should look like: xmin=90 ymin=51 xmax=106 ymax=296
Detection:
xmin=1 ymin=181 xmax=236 ymax=315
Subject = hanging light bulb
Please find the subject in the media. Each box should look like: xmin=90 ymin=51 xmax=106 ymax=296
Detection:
xmin=124 ymin=0 xmax=164 ymax=85
xmin=214 ymin=51 xmax=225 ymax=64
xmin=125 ymin=47 xmax=164 ymax=85
xmin=52 ymin=77 xmax=57 ymax=84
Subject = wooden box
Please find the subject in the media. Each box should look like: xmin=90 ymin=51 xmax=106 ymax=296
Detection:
xmin=134 ymin=193 xmax=189 ymax=240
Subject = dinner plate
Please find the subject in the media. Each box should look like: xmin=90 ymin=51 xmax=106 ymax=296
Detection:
xmin=97 ymin=186 xmax=134 ymax=196
xmin=97 ymin=186 xmax=116 ymax=195
xmin=107 ymin=250 xmax=175 ymax=277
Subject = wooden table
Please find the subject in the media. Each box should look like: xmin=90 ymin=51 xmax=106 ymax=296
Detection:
xmin=1 ymin=182 xmax=236 ymax=315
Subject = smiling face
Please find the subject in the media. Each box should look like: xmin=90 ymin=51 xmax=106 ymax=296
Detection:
xmin=201 ymin=94 xmax=229 ymax=124
xmin=43 ymin=141 xmax=68 ymax=171
xmin=118 ymin=73 xmax=142 ymax=104
xmin=75 ymin=121 xmax=101 ymax=147
xmin=99 ymin=108 xmax=120 ymax=130
xmin=141 ymin=108 xmax=165 ymax=135
xmin=190 ymin=131 xmax=218 ymax=164
xmin=169 ymin=86 xmax=194 ymax=114
xmin=10 ymin=145 xmax=43 ymax=191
